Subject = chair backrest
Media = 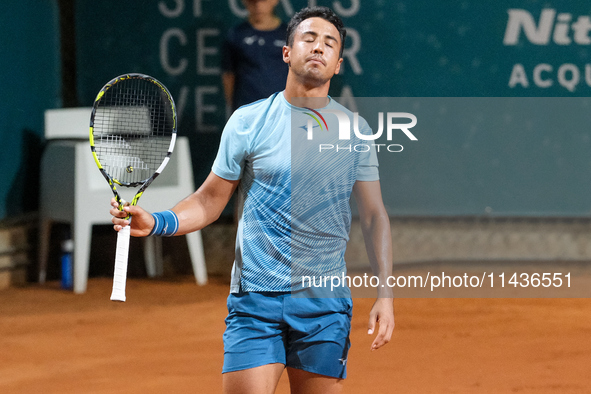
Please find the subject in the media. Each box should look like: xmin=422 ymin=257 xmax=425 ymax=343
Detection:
xmin=43 ymin=108 xmax=195 ymax=217
xmin=138 ymin=137 xmax=194 ymax=212
xmin=45 ymin=108 xmax=92 ymax=140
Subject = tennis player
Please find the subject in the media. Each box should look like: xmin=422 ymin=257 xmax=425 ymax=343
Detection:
xmin=110 ymin=6 xmax=394 ymax=393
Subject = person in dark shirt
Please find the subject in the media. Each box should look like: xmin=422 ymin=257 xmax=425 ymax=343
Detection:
xmin=221 ymin=0 xmax=289 ymax=111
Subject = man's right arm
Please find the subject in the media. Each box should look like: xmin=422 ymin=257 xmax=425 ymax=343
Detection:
xmin=110 ymin=172 xmax=239 ymax=237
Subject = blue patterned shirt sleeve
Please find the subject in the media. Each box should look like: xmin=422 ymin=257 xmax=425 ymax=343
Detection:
xmin=212 ymin=112 xmax=248 ymax=181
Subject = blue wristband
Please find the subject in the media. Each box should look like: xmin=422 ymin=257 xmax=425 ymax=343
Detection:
xmin=149 ymin=210 xmax=179 ymax=237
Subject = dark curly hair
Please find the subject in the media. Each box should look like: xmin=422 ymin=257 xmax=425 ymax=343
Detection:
xmin=286 ymin=6 xmax=346 ymax=58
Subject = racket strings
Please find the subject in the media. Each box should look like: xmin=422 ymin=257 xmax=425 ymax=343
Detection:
xmin=93 ymin=77 xmax=173 ymax=186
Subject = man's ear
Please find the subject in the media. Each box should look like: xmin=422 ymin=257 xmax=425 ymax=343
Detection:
xmin=283 ymin=45 xmax=291 ymax=66
xmin=334 ymin=57 xmax=343 ymax=75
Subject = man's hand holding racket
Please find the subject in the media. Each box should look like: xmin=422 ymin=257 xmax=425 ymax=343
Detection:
xmin=109 ymin=198 xmax=155 ymax=237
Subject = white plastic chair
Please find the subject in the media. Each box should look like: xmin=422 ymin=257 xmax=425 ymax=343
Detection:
xmin=38 ymin=108 xmax=207 ymax=293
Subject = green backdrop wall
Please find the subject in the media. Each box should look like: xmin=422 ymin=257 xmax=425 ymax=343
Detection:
xmin=0 ymin=1 xmax=61 ymax=220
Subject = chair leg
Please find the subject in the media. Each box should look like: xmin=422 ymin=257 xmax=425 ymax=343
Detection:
xmin=38 ymin=218 xmax=52 ymax=284
xmin=144 ymin=236 xmax=163 ymax=277
xmin=73 ymin=222 xmax=92 ymax=294
xmin=185 ymin=231 xmax=207 ymax=285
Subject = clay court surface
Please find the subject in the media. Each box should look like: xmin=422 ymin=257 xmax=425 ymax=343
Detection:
xmin=1 ymin=276 xmax=591 ymax=393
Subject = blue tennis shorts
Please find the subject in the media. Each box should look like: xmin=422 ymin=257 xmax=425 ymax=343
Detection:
xmin=222 ymin=291 xmax=353 ymax=379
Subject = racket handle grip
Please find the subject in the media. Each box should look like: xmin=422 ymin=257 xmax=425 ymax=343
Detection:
xmin=110 ymin=225 xmax=130 ymax=302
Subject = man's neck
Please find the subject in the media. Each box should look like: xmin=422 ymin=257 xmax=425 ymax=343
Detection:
xmin=249 ymin=15 xmax=281 ymax=31
xmin=283 ymin=74 xmax=330 ymax=109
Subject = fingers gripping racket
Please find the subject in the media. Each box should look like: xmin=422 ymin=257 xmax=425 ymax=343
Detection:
xmin=89 ymin=73 xmax=177 ymax=302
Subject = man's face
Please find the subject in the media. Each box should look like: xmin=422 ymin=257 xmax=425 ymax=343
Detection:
xmin=283 ymin=17 xmax=343 ymax=85
xmin=243 ymin=0 xmax=279 ymax=16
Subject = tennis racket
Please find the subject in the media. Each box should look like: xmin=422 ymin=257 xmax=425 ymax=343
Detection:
xmin=89 ymin=73 xmax=177 ymax=302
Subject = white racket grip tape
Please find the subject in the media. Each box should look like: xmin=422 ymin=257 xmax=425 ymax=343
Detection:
xmin=110 ymin=225 xmax=131 ymax=302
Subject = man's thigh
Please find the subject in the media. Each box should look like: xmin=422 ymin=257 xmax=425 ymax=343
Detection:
xmin=287 ymin=367 xmax=344 ymax=394
xmin=284 ymin=296 xmax=353 ymax=379
xmin=223 ymin=292 xmax=288 ymax=373
xmin=223 ymin=363 xmax=285 ymax=394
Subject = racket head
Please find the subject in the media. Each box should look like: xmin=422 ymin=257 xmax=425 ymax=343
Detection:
xmin=89 ymin=73 xmax=177 ymax=193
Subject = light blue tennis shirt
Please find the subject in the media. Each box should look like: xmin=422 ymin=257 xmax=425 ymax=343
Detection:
xmin=212 ymin=91 xmax=379 ymax=293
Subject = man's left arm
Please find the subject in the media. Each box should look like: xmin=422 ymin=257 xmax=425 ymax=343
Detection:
xmin=352 ymin=180 xmax=395 ymax=351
